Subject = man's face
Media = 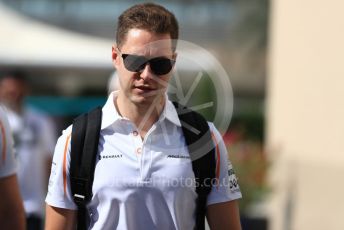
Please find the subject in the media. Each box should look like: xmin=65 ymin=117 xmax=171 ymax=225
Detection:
xmin=0 ymin=77 xmax=27 ymax=112
xmin=112 ymin=29 xmax=176 ymax=106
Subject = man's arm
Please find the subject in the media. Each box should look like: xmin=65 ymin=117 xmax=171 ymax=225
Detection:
xmin=0 ymin=175 xmax=26 ymax=230
xmin=45 ymin=205 xmax=77 ymax=230
xmin=206 ymin=200 xmax=242 ymax=230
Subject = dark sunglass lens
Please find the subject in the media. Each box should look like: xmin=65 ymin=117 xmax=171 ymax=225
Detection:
xmin=122 ymin=54 xmax=147 ymax=72
xmin=150 ymin=57 xmax=174 ymax=75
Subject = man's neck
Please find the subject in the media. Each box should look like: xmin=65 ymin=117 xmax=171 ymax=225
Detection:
xmin=115 ymin=93 xmax=165 ymax=137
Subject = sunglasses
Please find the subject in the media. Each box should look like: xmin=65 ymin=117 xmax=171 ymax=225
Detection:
xmin=118 ymin=50 xmax=175 ymax=76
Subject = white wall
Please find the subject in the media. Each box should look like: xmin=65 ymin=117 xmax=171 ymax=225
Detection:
xmin=267 ymin=0 xmax=344 ymax=229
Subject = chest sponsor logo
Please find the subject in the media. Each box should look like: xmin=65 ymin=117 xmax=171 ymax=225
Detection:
xmin=98 ymin=153 xmax=123 ymax=160
xmin=167 ymin=154 xmax=190 ymax=159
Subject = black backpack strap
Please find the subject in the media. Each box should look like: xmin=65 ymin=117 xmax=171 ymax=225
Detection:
xmin=173 ymin=102 xmax=216 ymax=230
xmin=70 ymin=106 xmax=102 ymax=230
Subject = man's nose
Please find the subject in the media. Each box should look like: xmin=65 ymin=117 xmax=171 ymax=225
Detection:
xmin=139 ymin=63 xmax=155 ymax=80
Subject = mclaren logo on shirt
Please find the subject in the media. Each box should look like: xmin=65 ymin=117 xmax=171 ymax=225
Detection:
xmin=98 ymin=154 xmax=123 ymax=160
xmin=167 ymin=154 xmax=190 ymax=159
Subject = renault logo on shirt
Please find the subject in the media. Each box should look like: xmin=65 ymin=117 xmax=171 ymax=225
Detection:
xmin=98 ymin=154 xmax=123 ymax=160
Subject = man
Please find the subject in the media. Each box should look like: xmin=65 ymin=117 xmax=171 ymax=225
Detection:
xmin=0 ymin=73 xmax=56 ymax=230
xmin=0 ymin=105 xmax=26 ymax=230
xmin=45 ymin=3 xmax=242 ymax=230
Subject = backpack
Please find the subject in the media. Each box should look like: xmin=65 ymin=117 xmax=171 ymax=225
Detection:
xmin=70 ymin=102 xmax=215 ymax=230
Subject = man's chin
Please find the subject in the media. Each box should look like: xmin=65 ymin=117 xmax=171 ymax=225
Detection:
xmin=130 ymin=94 xmax=164 ymax=106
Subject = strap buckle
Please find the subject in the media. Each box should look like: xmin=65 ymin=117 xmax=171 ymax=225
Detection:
xmin=71 ymin=177 xmax=90 ymax=205
xmin=74 ymin=193 xmax=86 ymax=204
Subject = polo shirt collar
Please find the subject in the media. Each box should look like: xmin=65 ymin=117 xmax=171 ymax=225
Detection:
xmin=160 ymin=98 xmax=182 ymax=127
xmin=101 ymin=91 xmax=122 ymax=130
xmin=101 ymin=91 xmax=181 ymax=130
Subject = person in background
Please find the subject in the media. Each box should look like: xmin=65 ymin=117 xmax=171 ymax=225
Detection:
xmin=45 ymin=3 xmax=242 ymax=230
xmin=0 ymin=105 xmax=26 ymax=230
xmin=0 ymin=72 xmax=57 ymax=230
xmin=107 ymin=71 xmax=120 ymax=95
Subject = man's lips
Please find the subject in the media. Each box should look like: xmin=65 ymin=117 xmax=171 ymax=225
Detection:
xmin=133 ymin=85 xmax=162 ymax=96
xmin=134 ymin=85 xmax=155 ymax=93
xmin=134 ymin=85 xmax=153 ymax=90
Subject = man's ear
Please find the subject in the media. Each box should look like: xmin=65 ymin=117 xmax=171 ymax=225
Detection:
xmin=112 ymin=45 xmax=120 ymax=69
xmin=112 ymin=45 xmax=118 ymax=61
xmin=172 ymin=52 xmax=177 ymax=70
xmin=172 ymin=52 xmax=177 ymax=61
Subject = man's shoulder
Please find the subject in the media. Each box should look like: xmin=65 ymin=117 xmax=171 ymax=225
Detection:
xmin=57 ymin=125 xmax=72 ymax=141
xmin=206 ymin=121 xmax=217 ymax=132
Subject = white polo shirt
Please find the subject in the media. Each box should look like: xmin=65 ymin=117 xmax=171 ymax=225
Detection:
xmin=0 ymin=105 xmax=16 ymax=178
xmin=46 ymin=92 xmax=241 ymax=230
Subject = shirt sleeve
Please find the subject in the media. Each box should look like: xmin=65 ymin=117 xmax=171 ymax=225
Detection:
xmin=0 ymin=107 xmax=16 ymax=178
xmin=45 ymin=126 xmax=77 ymax=210
xmin=206 ymin=122 xmax=242 ymax=206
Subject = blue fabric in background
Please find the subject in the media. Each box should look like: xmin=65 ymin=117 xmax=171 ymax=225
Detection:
xmin=25 ymin=96 xmax=107 ymax=116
